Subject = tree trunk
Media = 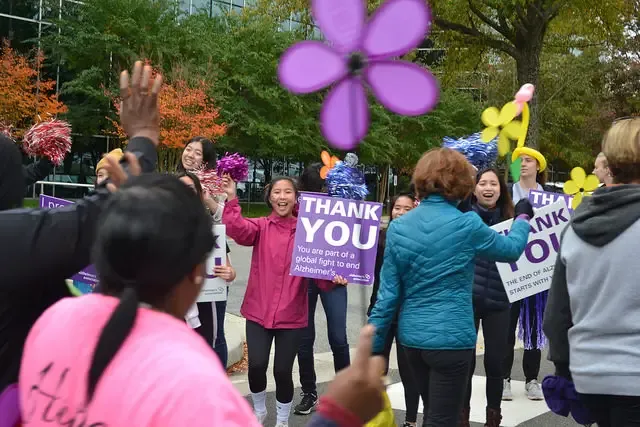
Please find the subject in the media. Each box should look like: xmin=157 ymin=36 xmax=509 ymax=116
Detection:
xmin=515 ymin=42 xmax=543 ymax=150
xmin=378 ymin=166 xmax=389 ymax=205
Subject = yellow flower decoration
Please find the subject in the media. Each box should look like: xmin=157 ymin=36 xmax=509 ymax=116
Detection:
xmin=480 ymin=102 xmax=522 ymax=156
xmin=563 ymin=167 xmax=600 ymax=209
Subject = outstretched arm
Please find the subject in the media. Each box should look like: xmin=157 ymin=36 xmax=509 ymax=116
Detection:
xmin=23 ymin=158 xmax=54 ymax=187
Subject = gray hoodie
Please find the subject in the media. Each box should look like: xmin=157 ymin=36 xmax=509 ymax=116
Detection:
xmin=543 ymin=184 xmax=640 ymax=396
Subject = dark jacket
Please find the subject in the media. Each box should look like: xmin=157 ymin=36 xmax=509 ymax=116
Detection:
xmin=0 ymin=136 xmax=157 ymax=391
xmin=23 ymin=158 xmax=54 ymax=187
xmin=367 ymin=228 xmax=387 ymax=316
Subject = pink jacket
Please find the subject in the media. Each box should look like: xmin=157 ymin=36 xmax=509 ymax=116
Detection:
xmin=224 ymin=198 xmax=313 ymax=329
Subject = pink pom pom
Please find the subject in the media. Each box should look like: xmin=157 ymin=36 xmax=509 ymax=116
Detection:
xmin=217 ymin=152 xmax=249 ymax=182
xmin=192 ymin=165 xmax=224 ymax=196
xmin=22 ymin=120 xmax=72 ymax=166
xmin=0 ymin=123 xmax=14 ymax=141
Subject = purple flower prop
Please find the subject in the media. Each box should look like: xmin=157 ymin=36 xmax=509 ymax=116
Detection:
xmin=278 ymin=0 xmax=439 ymax=150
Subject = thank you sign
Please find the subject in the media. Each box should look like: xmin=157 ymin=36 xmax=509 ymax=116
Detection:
xmin=491 ymin=200 xmax=570 ymax=302
xmin=198 ymin=224 xmax=228 ymax=302
xmin=39 ymin=195 xmax=99 ymax=293
xmin=291 ymin=192 xmax=382 ymax=285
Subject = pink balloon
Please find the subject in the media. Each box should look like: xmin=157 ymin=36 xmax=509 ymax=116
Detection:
xmin=515 ymin=84 xmax=535 ymax=103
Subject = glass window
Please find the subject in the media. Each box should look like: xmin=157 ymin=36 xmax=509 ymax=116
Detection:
xmin=0 ymin=16 xmax=39 ymax=54
xmin=212 ymin=0 xmax=230 ymax=15
xmin=232 ymin=0 xmax=244 ymax=6
xmin=312 ymin=26 xmax=322 ymax=40
xmin=232 ymin=5 xmax=243 ymax=14
xmin=279 ymin=19 xmax=291 ymax=32
xmin=290 ymin=20 xmax=301 ymax=31
xmin=191 ymin=0 xmax=211 ymax=15
xmin=178 ymin=0 xmax=190 ymax=15
xmin=244 ymin=0 xmax=256 ymax=6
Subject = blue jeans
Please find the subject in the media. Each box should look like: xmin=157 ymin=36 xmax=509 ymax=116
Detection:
xmin=214 ymin=293 xmax=228 ymax=368
xmin=297 ymin=280 xmax=350 ymax=394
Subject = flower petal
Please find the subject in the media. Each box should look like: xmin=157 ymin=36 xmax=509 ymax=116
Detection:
xmin=312 ymin=0 xmax=365 ymax=53
xmin=320 ymin=77 xmax=370 ymax=150
xmin=278 ymin=42 xmax=347 ymax=94
xmin=362 ymin=0 xmax=431 ymax=59
xmin=481 ymin=126 xmax=499 ymax=143
xmin=498 ymin=102 xmax=518 ymax=126
xmin=498 ymin=132 xmax=511 ymax=156
xmin=583 ymin=174 xmax=600 ymax=192
xmin=481 ymin=107 xmax=501 ymax=127
xmin=365 ymin=60 xmax=439 ymax=115
xmin=571 ymin=192 xmax=583 ymax=210
xmin=502 ymin=120 xmax=522 ymax=140
xmin=570 ymin=167 xmax=586 ymax=188
xmin=563 ymin=180 xmax=580 ymax=195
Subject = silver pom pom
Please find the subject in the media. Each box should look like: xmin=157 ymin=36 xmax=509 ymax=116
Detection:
xmin=344 ymin=152 xmax=359 ymax=167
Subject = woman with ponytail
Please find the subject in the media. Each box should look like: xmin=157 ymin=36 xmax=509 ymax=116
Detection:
xmin=18 ymin=174 xmax=256 ymax=425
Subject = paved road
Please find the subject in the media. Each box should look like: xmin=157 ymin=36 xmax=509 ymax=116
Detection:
xmin=226 ymin=240 xmax=574 ymax=426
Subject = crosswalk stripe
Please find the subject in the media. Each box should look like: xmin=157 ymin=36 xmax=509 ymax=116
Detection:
xmin=386 ymin=376 xmax=549 ymax=427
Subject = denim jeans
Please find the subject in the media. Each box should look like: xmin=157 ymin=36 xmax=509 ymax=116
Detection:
xmin=297 ymin=280 xmax=350 ymax=394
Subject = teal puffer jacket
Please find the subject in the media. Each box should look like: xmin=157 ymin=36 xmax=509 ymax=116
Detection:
xmin=369 ymin=195 xmax=530 ymax=352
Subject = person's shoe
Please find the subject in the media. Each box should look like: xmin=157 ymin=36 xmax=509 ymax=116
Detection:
xmin=458 ymin=407 xmax=471 ymax=427
xmin=402 ymin=423 xmax=418 ymax=427
xmin=294 ymin=392 xmax=318 ymax=415
xmin=485 ymin=407 xmax=502 ymax=427
xmin=502 ymin=379 xmax=513 ymax=401
xmin=525 ymin=380 xmax=544 ymax=400
xmin=254 ymin=410 xmax=267 ymax=424
xmin=275 ymin=423 xmax=289 ymax=427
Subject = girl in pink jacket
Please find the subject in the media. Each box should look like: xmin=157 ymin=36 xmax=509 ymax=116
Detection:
xmin=222 ymin=176 xmax=344 ymax=427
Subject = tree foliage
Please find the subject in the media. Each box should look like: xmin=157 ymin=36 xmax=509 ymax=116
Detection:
xmin=0 ymin=40 xmax=67 ymax=137
xmin=429 ymin=0 xmax=630 ymax=149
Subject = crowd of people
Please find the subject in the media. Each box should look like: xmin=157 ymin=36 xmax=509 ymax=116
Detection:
xmin=0 ymin=59 xmax=639 ymax=427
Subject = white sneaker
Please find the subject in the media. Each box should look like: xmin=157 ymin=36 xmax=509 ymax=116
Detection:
xmin=254 ymin=411 xmax=267 ymax=424
xmin=502 ymin=379 xmax=513 ymax=401
xmin=275 ymin=423 xmax=289 ymax=427
xmin=525 ymin=380 xmax=544 ymax=400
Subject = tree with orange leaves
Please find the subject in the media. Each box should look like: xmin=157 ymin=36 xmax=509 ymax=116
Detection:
xmin=111 ymin=73 xmax=226 ymax=171
xmin=0 ymin=40 xmax=67 ymax=138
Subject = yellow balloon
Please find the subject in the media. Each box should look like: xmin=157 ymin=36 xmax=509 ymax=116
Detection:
xmin=570 ymin=167 xmax=587 ymax=188
xmin=584 ymin=175 xmax=600 ymax=192
xmin=481 ymin=107 xmax=501 ymax=127
xmin=481 ymin=126 xmax=499 ymax=143
xmin=563 ymin=180 xmax=580 ymax=195
xmin=498 ymin=102 xmax=518 ymax=125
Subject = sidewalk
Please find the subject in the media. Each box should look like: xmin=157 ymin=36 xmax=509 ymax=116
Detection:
xmin=225 ymin=314 xmax=524 ymax=394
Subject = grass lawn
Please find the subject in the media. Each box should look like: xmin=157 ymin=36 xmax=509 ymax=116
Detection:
xmin=24 ymin=198 xmax=271 ymax=218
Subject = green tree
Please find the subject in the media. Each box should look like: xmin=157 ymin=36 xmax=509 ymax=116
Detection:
xmin=430 ymin=0 xmax=630 ymax=149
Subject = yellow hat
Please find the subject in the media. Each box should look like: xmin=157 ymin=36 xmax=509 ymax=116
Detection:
xmin=512 ymin=146 xmax=547 ymax=172
xmin=96 ymin=148 xmax=124 ymax=173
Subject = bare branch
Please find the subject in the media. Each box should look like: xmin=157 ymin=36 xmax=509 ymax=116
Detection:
xmin=434 ymin=17 xmax=519 ymax=58
xmin=466 ymin=0 xmax=515 ymax=43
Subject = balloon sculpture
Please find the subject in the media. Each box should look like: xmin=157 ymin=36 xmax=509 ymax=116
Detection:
xmin=320 ymin=150 xmax=340 ymax=179
xmin=481 ymin=84 xmax=538 ymax=181
xmin=278 ymin=0 xmax=440 ymax=151
xmin=563 ymin=167 xmax=599 ymax=209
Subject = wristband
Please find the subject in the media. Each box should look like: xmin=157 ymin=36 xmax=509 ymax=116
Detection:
xmin=516 ymin=214 xmax=530 ymax=221
xmin=318 ymin=396 xmax=361 ymax=427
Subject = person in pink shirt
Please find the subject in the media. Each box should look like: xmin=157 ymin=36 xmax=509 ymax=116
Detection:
xmin=221 ymin=175 xmax=345 ymax=427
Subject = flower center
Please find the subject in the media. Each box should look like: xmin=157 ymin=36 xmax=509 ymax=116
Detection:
xmin=347 ymin=52 xmax=367 ymax=76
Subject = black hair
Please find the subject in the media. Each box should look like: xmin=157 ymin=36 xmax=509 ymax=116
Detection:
xmin=180 ymin=136 xmax=217 ymax=171
xmin=87 ymin=173 xmax=214 ymax=402
xmin=388 ymin=193 xmax=417 ymax=223
xmin=299 ymin=163 xmax=325 ymax=193
xmin=473 ymin=167 xmax=515 ymax=220
xmin=176 ymin=171 xmax=203 ymax=199
xmin=264 ymin=176 xmax=298 ymax=209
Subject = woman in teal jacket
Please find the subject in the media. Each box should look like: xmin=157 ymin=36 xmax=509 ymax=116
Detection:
xmin=369 ymin=148 xmax=533 ymax=426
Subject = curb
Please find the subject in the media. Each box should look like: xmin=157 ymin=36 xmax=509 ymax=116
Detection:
xmin=225 ymin=313 xmax=246 ymax=368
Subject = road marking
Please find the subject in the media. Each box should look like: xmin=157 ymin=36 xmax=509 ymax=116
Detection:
xmin=386 ymin=376 xmax=549 ymax=427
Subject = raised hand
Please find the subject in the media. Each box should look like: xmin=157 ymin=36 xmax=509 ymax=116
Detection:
xmin=119 ymin=61 xmax=162 ymax=146
xmin=101 ymin=152 xmax=141 ymax=193
xmin=221 ymin=174 xmax=237 ymax=201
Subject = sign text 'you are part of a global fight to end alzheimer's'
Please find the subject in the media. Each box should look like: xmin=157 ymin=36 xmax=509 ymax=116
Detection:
xmin=290 ymin=192 xmax=382 ymax=285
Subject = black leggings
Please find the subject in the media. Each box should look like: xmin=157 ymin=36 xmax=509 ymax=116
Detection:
xmin=504 ymin=299 xmax=541 ymax=382
xmin=465 ymin=307 xmax=510 ymax=409
xmin=246 ymin=320 xmax=303 ymax=403
xmin=406 ymin=348 xmax=473 ymax=427
xmin=382 ymin=323 xmax=421 ymax=423
xmin=580 ymin=394 xmax=640 ymax=427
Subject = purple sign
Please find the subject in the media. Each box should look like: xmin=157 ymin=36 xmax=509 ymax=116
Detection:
xmin=39 ymin=195 xmax=99 ymax=292
xmin=291 ymin=192 xmax=382 ymax=285
xmin=529 ymin=190 xmax=573 ymax=213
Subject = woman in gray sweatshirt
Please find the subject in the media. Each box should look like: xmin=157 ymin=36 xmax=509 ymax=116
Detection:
xmin=544 ymin=116 xmax=640 ymax=427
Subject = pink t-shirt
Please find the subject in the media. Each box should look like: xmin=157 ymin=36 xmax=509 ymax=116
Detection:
xmin=19 ymin=294 xmax=260 ymax=427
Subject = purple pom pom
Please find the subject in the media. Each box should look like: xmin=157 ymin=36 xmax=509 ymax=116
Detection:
xmin=217 ymin=152 xmax=249 ymax=182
